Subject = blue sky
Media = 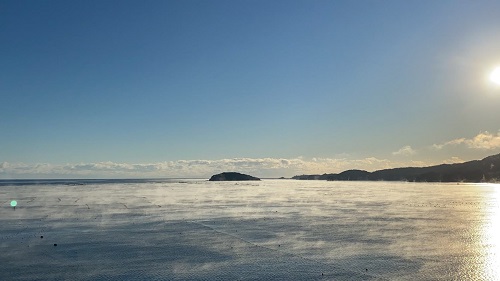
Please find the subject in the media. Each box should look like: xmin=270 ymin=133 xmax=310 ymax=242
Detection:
xmin=1 ymin=0 xmax=500 ymax=178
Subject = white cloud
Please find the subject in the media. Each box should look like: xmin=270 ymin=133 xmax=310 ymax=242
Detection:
xmin=443 ymin=157 xmax=464 ymax=164
xmin=433 ymin=131 xmax=500 ymax=150
xmin=392 ymin=146 xmax=416 ymax=156
xmin=432 ymin=138 xmax=465 ymax=150
xmin=0 ymin=156 xmax=434 ymax=179
xmin=1 ymin=154 xmax=474 ymax=179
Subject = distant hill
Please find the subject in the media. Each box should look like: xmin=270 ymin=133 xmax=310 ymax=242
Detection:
xmin=209 ymin=172 xmax=260 ymax=181
xmin=292 ymin=153 xmax=500 ymax=182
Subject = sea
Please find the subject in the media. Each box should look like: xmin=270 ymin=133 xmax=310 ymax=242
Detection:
xmin=1 ymin=179 xmax=499 ymax=280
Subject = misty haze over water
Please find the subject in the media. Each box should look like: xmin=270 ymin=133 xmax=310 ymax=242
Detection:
xmin=1 ymin=179 xmax=499 ymax=280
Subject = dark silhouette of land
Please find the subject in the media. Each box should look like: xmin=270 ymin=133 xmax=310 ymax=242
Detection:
xmin=209 ymin=172 xmax=261 ymax=181
xmin=292 ymin=153 xmax=500 ymax=182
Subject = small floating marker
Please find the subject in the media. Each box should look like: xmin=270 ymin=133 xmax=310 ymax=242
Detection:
xmin=11 ymin=200 xmax=17 ymax=210
xmin=40 ymin=236 xmax=43 ymax=239
xmin=54 ymin=244 xmax=57 ymax=247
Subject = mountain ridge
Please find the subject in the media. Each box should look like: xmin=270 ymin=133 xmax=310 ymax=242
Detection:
xmin=292 ymin=153 xmax=500 ymax=182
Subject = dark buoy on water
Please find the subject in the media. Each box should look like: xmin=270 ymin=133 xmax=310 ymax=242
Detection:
xmin=54 ymin=244 xmax=57 ymax=247
xmin=40 ymin=236 xmax=43 ymax=239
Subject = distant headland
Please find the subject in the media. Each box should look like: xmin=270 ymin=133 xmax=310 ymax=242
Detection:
xmin=292 ymin=153 xmax=500 ymax=183
xmin=209 ymin=172 xmax=261 ymax=181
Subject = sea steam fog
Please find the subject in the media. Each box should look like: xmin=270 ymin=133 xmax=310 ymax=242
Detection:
xmin=1 ymin=179 xmax=499 ymax=280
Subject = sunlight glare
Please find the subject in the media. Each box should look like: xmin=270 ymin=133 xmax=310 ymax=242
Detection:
xmin=489 ymin=67 xmax=500 ymax=85
xmin=482 ymin=184 xmax=500 ymax=279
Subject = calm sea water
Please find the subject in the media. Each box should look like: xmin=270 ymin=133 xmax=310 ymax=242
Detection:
xmin=1 ymin=179 xmax=499 ymax=280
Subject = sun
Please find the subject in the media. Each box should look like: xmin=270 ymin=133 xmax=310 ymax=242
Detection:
xmin=489 ymin=67 xmax=500 ymax=85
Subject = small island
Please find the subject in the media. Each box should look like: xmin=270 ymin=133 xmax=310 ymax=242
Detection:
xmin=209 ymin=172 xmax=260 ymax=181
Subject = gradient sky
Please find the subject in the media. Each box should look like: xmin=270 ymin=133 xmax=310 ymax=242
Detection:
xmin=1 ymin=0 xmax=500 ymax=178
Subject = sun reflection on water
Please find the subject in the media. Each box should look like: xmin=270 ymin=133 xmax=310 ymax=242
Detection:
xmin=482 ymin=183 xmax=500 ymax=280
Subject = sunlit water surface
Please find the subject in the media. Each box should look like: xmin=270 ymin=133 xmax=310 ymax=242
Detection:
xmin=1 ymin=180 xmax=499 ymax=280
